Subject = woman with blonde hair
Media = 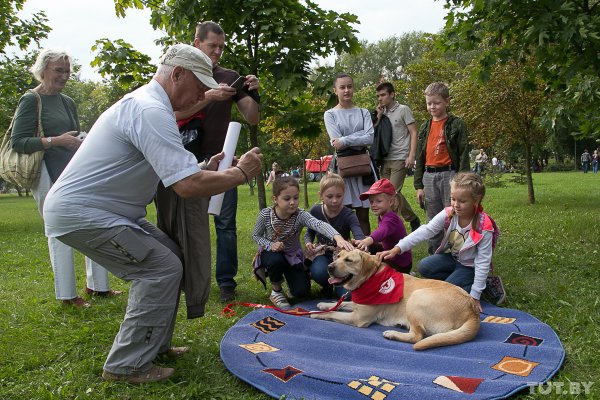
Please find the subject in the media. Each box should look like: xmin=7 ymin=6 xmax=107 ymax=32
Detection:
xmin=11 ymin=49 xmax=120 ymax=307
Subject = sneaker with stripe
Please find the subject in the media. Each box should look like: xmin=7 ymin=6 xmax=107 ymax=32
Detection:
xmin=269 ymin=290 xmax=291 ymax=308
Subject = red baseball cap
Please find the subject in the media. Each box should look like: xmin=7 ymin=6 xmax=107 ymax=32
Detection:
xmin=359 ymin=179 xmax=396 ymax=200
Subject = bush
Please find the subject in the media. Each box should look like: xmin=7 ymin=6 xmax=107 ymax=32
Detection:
xmin=546 ymin=163 xmax=575 ymax=172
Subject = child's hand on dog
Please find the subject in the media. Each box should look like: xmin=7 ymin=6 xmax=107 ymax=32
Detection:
xmin=334 ymin=235 xmax=354 ymax=251
xmin=352 ymin=237 xmax=373 ymax=251
xmin=473 ymin=298 xmax=483 ymax=313
xmin=378 ymin=246 xmax=401 ymax=261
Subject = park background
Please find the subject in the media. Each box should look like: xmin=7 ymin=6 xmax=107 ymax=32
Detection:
xmin=1 ymin=0 xmax=600 ymax=398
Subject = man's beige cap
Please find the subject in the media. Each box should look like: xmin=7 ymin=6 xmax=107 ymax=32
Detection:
xmin=160 ymin=43 xmax=219 ymax=89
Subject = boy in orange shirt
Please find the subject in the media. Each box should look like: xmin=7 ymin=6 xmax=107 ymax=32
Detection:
xmin=414 ymin=82 xmax=470 ymax=254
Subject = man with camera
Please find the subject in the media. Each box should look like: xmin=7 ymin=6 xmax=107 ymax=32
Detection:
xmin=155 ymin=21 xmax=260 ymax=318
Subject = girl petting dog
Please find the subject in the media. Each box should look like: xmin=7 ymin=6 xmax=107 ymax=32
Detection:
xmin=304 ymin=173 xmax=365 ymax=299
xmin=380 ymin=172 xmax=495 ymax=312
xmin=353 ymin=178 xmax=412 ymax=273
xmin=252 ymin=176 xmax=353 ymax=308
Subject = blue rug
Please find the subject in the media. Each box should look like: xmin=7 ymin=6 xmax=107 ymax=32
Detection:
xmin=220 ymin=300 xmax=564 ymax=399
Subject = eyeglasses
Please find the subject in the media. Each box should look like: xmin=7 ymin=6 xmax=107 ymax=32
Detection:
xmin=51 ymin=68 xmax=71 ymax=76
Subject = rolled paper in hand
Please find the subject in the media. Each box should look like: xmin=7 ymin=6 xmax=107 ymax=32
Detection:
xmin=208 ymin=122 xmax=241 ymax=216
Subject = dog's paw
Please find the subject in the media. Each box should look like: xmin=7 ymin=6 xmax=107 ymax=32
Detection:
xmin=316 ymin=302 xmax=333 ymax=311
xmin=382 ymin=330 xmax=397 ymax=340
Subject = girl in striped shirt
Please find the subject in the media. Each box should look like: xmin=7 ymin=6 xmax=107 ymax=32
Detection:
xmin=252 ymin=176 xmax=353 ymax=308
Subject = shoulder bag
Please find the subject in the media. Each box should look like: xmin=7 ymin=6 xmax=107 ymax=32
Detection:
xmin=0 ymin=90 xmax=45 ymax=190
xmin=335 ymin=108 xmax=373 ymax=178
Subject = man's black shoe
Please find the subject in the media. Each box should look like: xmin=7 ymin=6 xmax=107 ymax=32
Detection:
xmin=219 ymin=287 xmax=236 ymax=303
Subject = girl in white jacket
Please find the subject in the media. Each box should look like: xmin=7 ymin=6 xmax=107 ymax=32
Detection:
xmin=379 ymin=172 xmax=496 ymax=312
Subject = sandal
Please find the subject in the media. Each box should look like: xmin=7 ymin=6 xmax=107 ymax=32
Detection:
xmin=62 ymin=296 xmax=90 ymax=308
xmin=85 ymin=287 xmax=124 ymax=297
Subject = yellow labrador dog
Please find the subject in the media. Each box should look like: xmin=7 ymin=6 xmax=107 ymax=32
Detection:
xmin=311 ymin=249 xmax=480 ymax=350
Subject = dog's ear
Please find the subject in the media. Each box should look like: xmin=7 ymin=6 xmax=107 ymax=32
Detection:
xmin=360 ymin=250 xmax=381 ymax=270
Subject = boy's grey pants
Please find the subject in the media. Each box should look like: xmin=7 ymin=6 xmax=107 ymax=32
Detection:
xmin=422 ymin=170 xmax=455 ymax=254
xmin=58 ymin=218 xmax=183 ymax=375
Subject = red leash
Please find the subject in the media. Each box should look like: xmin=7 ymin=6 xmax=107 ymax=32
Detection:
xmin=221 ymin=294 xmax=348 ymax=317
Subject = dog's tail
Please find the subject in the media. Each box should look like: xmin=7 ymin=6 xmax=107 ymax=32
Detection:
xmin=413 ymin=313 xmax=480 ymax=351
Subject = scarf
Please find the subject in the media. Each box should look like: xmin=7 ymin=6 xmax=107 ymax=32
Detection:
xmin=351 ymin=265 xmax=404 ymax=305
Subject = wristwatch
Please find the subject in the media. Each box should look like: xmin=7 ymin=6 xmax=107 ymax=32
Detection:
xmin=47 ymin=137 xmax=52 ymax=147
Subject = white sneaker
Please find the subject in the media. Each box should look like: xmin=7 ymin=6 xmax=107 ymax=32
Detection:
xmin=270 ymin=291 xmax=291 ymax=308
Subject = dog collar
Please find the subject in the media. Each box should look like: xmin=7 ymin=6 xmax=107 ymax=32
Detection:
xmin=351 ymin=265 xmax=404 ymax=305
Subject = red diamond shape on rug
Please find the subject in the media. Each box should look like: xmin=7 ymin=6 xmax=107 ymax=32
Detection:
xmin=434 ymin=375 xmax=484 ymax=394
xmin=262 ymin=365 xmax=303 ymax=382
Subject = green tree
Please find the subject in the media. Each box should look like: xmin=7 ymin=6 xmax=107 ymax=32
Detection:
xmin=443 ymin=0 xmax=600 ymax=138
xmin=335 ymin=32 xmax=431 ymax=89
xmin=106 ymin=0 xmax=360 ymax=208
xmin=452 ymin=61 xmax=546 ymax=204
xmin=90 ymin=39 xmax=155 ymax=92
xmin=0 ymin=52 xmax=36 ymax=130
xmin=267 ymin=91 xmax=330 ymax=207
xmin=0 ymin=0 xmax=49 ymax=52
xmin=62 ymin=78 xmax=127 ymax=132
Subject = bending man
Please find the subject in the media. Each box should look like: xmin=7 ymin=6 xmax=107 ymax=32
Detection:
xmin=43 ymin=44 xmax=262 ymax=384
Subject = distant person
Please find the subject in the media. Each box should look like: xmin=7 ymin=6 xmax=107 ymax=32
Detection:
xmin=266 ymin=162 xmax=283 ymax=186
xmin=592 ymin=149 xmax=598 ymax=174
xmin=43 ymin=44 xmax=263 ymax=384
xmin=252 ymin=177 xmax=353 ymax=308
xmin=491 ymin=155 xmax=498 ymax=172
xmin=581 ymin=149 xmax=591 ymax=173
xmin=380 ymin=172 xmax=499 ymax=312
xmin=413 ymin=82 xmax=470 ymax=254
xmin=324 ymin=73 xmax=375 ymax=235
xmin=353 ymin=178 xmax=412 ymax=273
xmin=155 ymin=21 xmax=261 ymax=308
xmin=304 ymin=173 xmax=364 ymax=298
xmin=373 ymin=82 xmax=421 ymax=232
xmin=474 ymin=149 xmax=487 ymax=175
xmin=291 ymin=166 xmax=300 ymax=180
xmin=11 ymin=49 xmax=118 ymax=307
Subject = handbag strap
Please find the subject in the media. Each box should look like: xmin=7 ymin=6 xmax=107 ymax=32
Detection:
xmin=26 ymin=89 xmax=45 ymax=139
xmin=1 ymin=90 xmax=45 ymax=143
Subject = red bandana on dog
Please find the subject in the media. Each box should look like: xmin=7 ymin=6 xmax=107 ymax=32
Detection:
xmin=351 ymin=265 xmax=404 ymax=305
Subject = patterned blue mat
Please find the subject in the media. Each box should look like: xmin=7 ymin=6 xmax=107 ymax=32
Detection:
xmin=220 ymin=300 xmax=564 ymax=399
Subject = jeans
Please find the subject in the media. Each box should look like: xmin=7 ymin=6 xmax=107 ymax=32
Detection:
xmin=593 ymin=161 xmax=598 ymax=174
xmin=582 ymin=161 xmax=589 ymax=173
xmin=260 ymin=250 xmax=310 ymax=298
xmin=418 ymin=253 xmax=474 ymax=294
xmin=214 ymin=187 xmax=238 ymax=289
xmin=197 ymin=149 xmax=239 ymax=291
xmin=309 ymin=254 xmax=350 ymax=299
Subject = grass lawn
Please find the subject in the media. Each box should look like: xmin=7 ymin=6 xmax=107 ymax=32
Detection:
xmin=0 ymin=171 xmax=599 ymax=399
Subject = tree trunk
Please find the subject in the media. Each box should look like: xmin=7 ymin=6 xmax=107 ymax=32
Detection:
xmin=303 ymin=168 xmax=310 ymax=209
xmin=524 ymin=141 xmax=535 ymax=204
xmin=249 ymin=124 xmax=267 ymax=209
